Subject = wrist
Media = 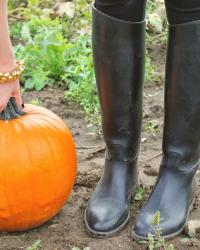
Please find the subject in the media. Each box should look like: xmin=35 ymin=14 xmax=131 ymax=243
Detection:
xmin=0 ymin=58 xmax=16 ymax=73
xmin=0 ymin=61 xmax=24 ymax=84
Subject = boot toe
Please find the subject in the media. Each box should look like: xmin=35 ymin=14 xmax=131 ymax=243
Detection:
xmin=133 ymin=213 xmax=156 ymax=240
xmin=85 ymin=199 xmax=128 ymax=235
xmin=133 ymin=206 xmax=187 ymax=240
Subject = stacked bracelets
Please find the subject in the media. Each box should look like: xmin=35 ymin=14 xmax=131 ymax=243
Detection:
xmin=0 ymin=61 xmax=25 ymax=84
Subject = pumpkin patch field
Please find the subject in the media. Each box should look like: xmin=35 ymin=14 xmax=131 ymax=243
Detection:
xmin=0 ymin=85 xmax=198 ymax=250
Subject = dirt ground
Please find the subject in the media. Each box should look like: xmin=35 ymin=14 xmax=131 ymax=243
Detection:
xmin=0 ymin=46 xmax=200 ymax=250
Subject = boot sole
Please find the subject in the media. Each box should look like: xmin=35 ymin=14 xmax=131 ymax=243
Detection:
xmin=84 ymin=184 xmax=137 ymax=239
xmin=132 ymin=198 xmax=195 ymax=241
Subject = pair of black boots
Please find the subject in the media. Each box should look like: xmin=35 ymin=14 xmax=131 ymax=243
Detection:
xmin=84 ymin=5 xmax=200 ymax=240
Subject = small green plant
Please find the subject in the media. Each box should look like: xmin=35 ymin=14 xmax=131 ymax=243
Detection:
xmin=26 ymin=240 xmax=42 ymax=250
xmin=139 ymin=211 xmax=175 ymax=250
xmin=145 ymin=55 xmax=161 ymax=85
xmin=146 ymin=0 xmax=167 ymax=46
xmin=14 ymin=16 xmax=70 ymax=90
xmin=145 ymin=120 xmax=159 ymax=134
xmin=135 ymin=186 xmax=145 ymax=201
xmin=30 ymin=98 xmax=41 ymax=105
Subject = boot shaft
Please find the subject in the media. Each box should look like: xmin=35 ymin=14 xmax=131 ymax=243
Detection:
xmin=92 ymin=6 xmax=145 ymax=161
xmin=163 ymin=20 xmax=200 ymax=166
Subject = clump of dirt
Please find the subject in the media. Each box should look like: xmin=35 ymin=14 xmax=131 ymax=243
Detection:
xmin=76 ymin=170 xmax=101 ymax=188
xmin=143 ymin=164 xmax=158 ymax=176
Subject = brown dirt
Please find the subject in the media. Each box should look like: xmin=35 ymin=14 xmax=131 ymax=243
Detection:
xmin=0 ymin=47 xmax=200 ymax=250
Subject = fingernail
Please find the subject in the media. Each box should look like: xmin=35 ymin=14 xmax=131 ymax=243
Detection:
xmin=22 ymin=103 xmax=25 ymax=108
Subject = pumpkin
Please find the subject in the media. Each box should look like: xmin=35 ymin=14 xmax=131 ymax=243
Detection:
xmin=0 ymin=98 xmax=77 ymax=232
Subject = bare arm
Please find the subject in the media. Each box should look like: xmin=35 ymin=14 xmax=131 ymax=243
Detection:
xmin=0 ymin=0 xmax=22 ymax=112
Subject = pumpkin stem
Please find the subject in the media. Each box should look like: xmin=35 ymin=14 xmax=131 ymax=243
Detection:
xmin=0 ymin=97 xmax=26 ymax=121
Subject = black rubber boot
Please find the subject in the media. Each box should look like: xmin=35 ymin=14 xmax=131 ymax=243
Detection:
xmin=133 ymin=20 xmax=200 ymax=240
xmin=84 ymin=5 xmax=145 ymax=238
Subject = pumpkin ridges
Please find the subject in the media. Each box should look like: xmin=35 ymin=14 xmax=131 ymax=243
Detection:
xmin=23 ymin=122 xmax=36 ymax=229
xmin=5 ymin=121 xmax=35 ymax=230
xmin=36 ymin=110 xmax=75 ymax=222
xmin=25 ymin=109 xmax=77 ymax=182
xmin=22 ymin=110 xmax=68 ymax=137
xmin=21 ymin=120 xmax=41 ymax=229
xmin=0 ymin=133 xmax=67 ymax=230
xmin=30 ymin=117 xmax=62 ymax=220
xmin=28 ymin=120 xmax=66 ymax=226
xmin=1 ymin=123 xmax=12 ymax=228
xmin=23 ymin=123 xmax=35 ymax=221
xmin=23 ymin=105 xmax=67 ymax=126
xmin=1 ymin=122 xmax=13 ymax=227
xmin=64 ymin=130 xmax=77 ymax=190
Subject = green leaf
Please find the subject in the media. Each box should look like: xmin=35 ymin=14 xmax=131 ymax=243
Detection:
xmin=134 ymin=186 xmax=145 ymax=201
xmin=21 ymin=23 xmax=31 ymax=41
xmin=167 ymin=243 xmax=175 ymax=250
xmin=26 ymin=240 xmax=41 ymax=250
xmin=138 ymin=240 xmax=148 ymax=244
xmin=151 ymin=211 xmax=161 ymax=226
xmin=28 ymin=0 xmax=39 ymax=8
xmin=154 ymin=241 xmax=162 ymax=248
xmin=148 ymin=13 xmax=163 ymax=33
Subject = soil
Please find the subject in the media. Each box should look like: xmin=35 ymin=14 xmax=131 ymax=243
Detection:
xmin=0 ymin=46 xmax=200 ymax=250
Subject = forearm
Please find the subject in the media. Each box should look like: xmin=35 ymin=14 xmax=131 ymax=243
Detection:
xmin=0 ymin=0 xmax=15 ymax=72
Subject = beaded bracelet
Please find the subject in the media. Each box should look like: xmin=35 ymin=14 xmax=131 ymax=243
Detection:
xmin=0 ymin=61 xmax=25 ymax=84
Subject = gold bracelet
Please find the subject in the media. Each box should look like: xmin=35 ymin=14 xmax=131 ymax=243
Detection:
xmin=0 ymin=61 xmax=25 ymax=84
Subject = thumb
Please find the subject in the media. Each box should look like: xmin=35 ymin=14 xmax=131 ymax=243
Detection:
xmin=0 ymin=96 xmax=10 ymax=113
xmin=12 ymin=89 xmax=23 ymax=108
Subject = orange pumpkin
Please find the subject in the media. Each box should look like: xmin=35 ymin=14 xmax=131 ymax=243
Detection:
xmin=0 ymin=98 xmax=77 ymax=232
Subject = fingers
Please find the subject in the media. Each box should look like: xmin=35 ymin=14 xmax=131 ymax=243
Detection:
xmin=12 ymin=83 xmax=23 ymax=108
xmin=12 ymin=87 xmax=23 ymax=108
xmin=0 ymin=80 xmax=23 ymax=113
xmin=0 ymin=96 xmax=9 ymax=113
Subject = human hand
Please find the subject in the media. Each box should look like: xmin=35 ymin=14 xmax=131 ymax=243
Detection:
xmin=0 ymin=79 xmax=22 ymax=113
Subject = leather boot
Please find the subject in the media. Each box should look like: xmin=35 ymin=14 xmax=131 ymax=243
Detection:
xmin=133 ymin=20 xmax=200 ymax=240
xmin=84 ymin=5 xmax=145 ymax=238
